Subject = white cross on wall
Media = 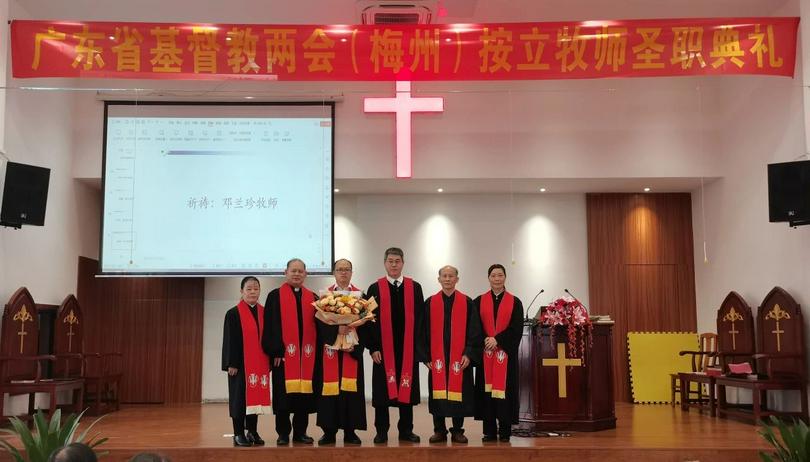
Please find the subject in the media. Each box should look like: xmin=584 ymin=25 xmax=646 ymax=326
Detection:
xmin=364 ymin=81 xmax=444 ymax=178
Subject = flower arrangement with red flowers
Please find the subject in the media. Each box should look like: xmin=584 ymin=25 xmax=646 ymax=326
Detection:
xmin=539 ymin=297 xmax=593 ymax=358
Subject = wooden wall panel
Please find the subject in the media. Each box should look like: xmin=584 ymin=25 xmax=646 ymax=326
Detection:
xmin=163 ymin=279 xmax=204 ymax=404
xmin=587 ymin=193 xmax=697 ymax=402
xmin=120 ymin=299 xmax=167 ymax=403
xmin=75 ymin=257 xmax=203 ymax=404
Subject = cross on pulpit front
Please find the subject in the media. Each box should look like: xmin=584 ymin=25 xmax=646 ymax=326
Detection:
xmin=541 ymin=343 xmax=582 ymax=398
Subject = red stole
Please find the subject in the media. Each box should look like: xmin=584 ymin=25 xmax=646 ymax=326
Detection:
xmin=236 ymin=300 xmax=271 ymax=414
xmin=322 ymin=282 xmax=361 ymax=395
xmin=322 ymin=345 xmax=359 ymax=395
xmin=429 ymin=291 xmax=468 ymax=402
xmin=378 ymin=277 xmax=415 ymax=403
xmin=279 ymin=283 xmax=316 ymax=394
xmin=480 ymin=291 xmax=514 ymax=399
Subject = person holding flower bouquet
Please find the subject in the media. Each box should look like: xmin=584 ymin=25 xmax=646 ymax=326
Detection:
xmin=315 ymin=258 xmax=368 ymax=446
xmin=473 ymin=264 xmax=524 ymax=443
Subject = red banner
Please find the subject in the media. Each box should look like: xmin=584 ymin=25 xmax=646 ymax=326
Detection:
xmin=11 ymin=18 xmax=798 ymax=81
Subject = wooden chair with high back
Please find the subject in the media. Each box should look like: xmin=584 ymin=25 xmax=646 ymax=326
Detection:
xmin=54 ymin=294 xmax=122 ymax=415
xmin=0 ymin=288 xmax=84 ymax=421
xmin=670 ymin=333 xmax=717 ymax=410
xmin=715 ymin=287 xmax=808 ymax=424
xmin=678 ymin=292 xmax=755 ymax=417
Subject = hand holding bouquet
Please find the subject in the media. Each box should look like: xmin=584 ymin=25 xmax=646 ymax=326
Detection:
xmin=313 ymin=291 xmax=377 ymax=350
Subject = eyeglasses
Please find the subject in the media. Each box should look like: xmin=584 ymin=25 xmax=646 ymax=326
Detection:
xmin=335 ymin=268 xmax=353 ymax=272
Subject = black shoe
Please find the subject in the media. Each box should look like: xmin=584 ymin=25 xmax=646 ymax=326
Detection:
xmin=246 ymin=431 xmax=265 ymax=446
xmin=276 ymin=435 xmax=289 ymax=446
xmin=499 ymin=435 xmax=511 ymax=443
xmin=450 ymin=431 xmax=468 ymax=444
xmin=428 ymin=432 xmax=447 ymax=444
xmin=233 ymin=434 xmax=252 ymax=447
xmin=482 ymin=434 xmax=498 ymax=442
xmin=344 ymin=432 xmax=362 ymax=445
xmin=293 ymin=434 xmax=314 ymax=444
xmin=373 ymin=433 xmax=388 ymax=444
xmin=398 ymin=433 xmax=421 ymax=443
xmin=318 ymin=434 xmax=336 ymax=445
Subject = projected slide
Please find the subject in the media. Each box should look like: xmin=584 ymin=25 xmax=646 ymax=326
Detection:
xmin=101 ymin=103 xmax=333 ymax=275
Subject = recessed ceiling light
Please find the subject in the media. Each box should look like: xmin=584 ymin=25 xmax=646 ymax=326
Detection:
xmin=539 ymin=187 xmax=546 ymax=192
xmin=437 ymin=188 xmax=444 ymax=193
xmin=643 ymin=187 xmax=651 ymax=192
xmin=334 ymin=188 xmax=340 ymax=193
xmin=244 ymin=96 xmax=255 ymax=99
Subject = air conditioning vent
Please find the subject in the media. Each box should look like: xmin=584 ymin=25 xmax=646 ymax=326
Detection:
xmin=358 ymin=1 xmax=436 ymax=25
xmin=373 ymin=13 xmax=422 ymax=24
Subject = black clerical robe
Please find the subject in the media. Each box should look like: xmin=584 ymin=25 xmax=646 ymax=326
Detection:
xmin=364 ymin=278 xmax=426 ymax=407
xmin=473 ymin=291 xmax=524 ymax=423
xmin=315 ymin=319 xmax=367 ymax=432
xmin=262 ymin=287 xmax=320 ymax=414
xmin=425 ymin=291 xmax=481 ymax=418
xmin=222 ymin=304 xmax=264 ymax=418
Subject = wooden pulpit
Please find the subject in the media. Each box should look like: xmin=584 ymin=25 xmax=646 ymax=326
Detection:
xmin=517 ymin=322 xmax=616 ymax=431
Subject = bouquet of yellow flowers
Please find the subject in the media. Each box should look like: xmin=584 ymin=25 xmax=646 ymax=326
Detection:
xmin=312 ymin=291 xmax=377 ymax=350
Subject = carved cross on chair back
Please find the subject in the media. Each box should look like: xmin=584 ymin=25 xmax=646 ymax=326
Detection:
xmin=757 ymin=287 xmax=805 ymax=380
xmin=54 ymin=295 xmax=85 ymax=378
xmin=0 ymin=288 xmax=84 ymax=421
xmin=55 ymin=294 xmax=122 ymax=415
xmin=2 ymin=288 xmax=41 ymax=381
xmin=716 ymin=291 xmax=755 ymax=364
xmin=678 ymin=292 xmax=755 ymax=417
xmin=715 ymin=287 xmax=808 ymax=424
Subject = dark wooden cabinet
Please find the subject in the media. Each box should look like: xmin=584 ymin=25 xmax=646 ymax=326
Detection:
xmin=517 ymin=323 xmax=616 ymax=431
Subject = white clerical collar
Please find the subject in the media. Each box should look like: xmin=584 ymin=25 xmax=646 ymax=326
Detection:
xmin=386 ymin=275 xmax=404 ymax=285
xmin=249 ymin=304 xmax=257 ymax=308
xmin=293 ymin=286 xmax=301 ymax=292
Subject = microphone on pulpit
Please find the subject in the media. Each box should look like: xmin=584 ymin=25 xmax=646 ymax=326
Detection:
xmin=524 ymin=289 xmax=545 ymax=322
xmin=564 ymin=288 xmax=589 ymax=313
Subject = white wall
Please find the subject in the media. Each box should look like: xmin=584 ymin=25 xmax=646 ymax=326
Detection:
xmin=202 ymin=192 xmax=589 ymax=401
xmin=0 ymin=88 xmax=102 ymax=413
xmin=72 ymin=78 xmax=723 ymax=182
xmin=0 ymin=88 xmax=101 ymax=305
xmin=691 ymin=76 xmax=809 ymax=407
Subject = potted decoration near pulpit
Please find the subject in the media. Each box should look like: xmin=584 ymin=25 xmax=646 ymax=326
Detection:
xmin=516 ymin=294 xmax=616 ymax=432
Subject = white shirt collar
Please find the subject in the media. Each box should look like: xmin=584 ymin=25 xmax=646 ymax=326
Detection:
xmin=332 ymin=283 xmax=353 ymax=292
xmin=386 ymin=275 xmax=404 ymax=285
